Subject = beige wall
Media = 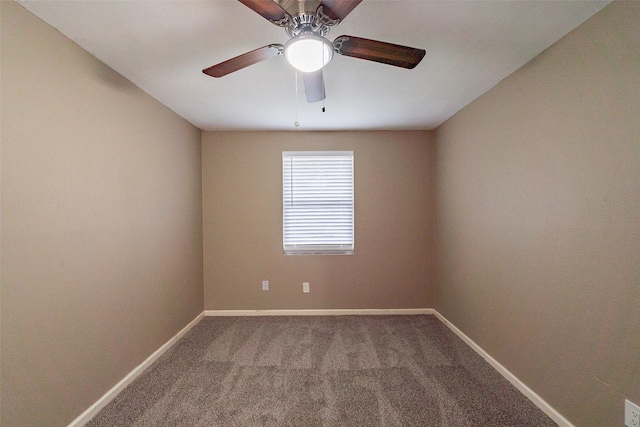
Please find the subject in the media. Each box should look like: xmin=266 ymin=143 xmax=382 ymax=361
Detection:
xmin=1 ymin=3 xmax=203 ymax=426
xmin=203 ymin=131 xmax=435 ymax=310
xmin=434 ymin=2 xmax=640 ymax=425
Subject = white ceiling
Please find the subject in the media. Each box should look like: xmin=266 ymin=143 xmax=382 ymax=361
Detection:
xmin=19 ymin=0 xmax=611 ymax=131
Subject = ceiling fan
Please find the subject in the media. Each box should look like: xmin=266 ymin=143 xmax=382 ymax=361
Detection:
xmin=202 ymin=0 xmax=426 ymax=103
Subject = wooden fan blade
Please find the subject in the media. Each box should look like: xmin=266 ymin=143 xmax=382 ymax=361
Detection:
xmin=237 ymin=0 xmax=291 ymax=25
xmin=303 ymin=69 xmax=326 ymax=103
xmin=333 ymin=35 xmax=425 ymax=69
xmin=202 ymin=44 xmax=284 ymax=78
xmin=318 ymin=0 xmax=362 ymax=22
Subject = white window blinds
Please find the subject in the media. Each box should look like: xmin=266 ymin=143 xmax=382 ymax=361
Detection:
xmin=283 ymin=151 xmax=354 ymax=255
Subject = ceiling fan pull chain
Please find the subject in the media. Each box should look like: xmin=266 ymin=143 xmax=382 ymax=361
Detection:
xmin=294 ymin=69 xmax=300 ymax=128
xmin=322 ymin=47 xmax=326 ymax=113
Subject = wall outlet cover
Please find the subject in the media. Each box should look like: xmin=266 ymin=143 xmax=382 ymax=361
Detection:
xmin=626 ymin=399 xmax=640 ymax=427
xmin=262 ymin=280 xmax=269 ymax=291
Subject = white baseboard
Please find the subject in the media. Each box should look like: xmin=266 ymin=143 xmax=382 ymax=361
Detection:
xmin=432 ymin=310 xmax=574 ymax=427
xmin=68 ymin=311 xmax=204 ymax=427
xmin=204 ymin=308 xmax=435 ymax=316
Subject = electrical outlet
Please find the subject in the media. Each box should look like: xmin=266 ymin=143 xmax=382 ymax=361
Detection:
xmin=626 ymin=399 xmax=640 ymax=427
xmin=262 ymin=280 xmax=269 ymax=291
xmin=303 ymin=282 xmax=310 ymax=293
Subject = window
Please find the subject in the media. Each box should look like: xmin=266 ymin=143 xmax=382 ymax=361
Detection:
xmin=283 ymin=151 xmax=354 ymax=255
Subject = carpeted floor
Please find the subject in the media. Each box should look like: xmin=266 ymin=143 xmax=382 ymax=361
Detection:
xmin=87 ymin=315 xmax=557 ymax=426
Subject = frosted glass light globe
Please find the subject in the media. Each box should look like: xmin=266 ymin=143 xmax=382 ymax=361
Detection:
xmin=284 ymin=34 xmax=333 ymax=73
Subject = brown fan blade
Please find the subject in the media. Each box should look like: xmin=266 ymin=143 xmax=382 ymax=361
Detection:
xmin=333 ymin=35 xmax=425 ymax=69
xmin=318 ymin=0 xmax=362 ymax=22
xmin=237 ymin=0 xmax=291 ymax=25
xmin=203 ymin=44 xmax=284 ymax=78
xmin=303 ymin=69 xmax=326 ymax=103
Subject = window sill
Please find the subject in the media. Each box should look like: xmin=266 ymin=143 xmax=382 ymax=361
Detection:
xmin=284 ymin=250 xmax=354 ymax=256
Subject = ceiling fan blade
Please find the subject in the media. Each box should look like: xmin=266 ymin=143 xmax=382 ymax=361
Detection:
xmin=303 ymin=69 xmax=326 ymax=103
xmin=237 ymin=0 xmax=291 ymax=25
xmin=333 ymin=35 xmax=425 ymax=69
xmin=202 ymin=44 xmax=284 ymax=78
xmin=318 ymin=0 xmax=362 ymax=22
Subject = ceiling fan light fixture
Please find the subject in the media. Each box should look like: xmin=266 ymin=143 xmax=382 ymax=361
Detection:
xmin=284 ymin=34 xmax=333 ymax=73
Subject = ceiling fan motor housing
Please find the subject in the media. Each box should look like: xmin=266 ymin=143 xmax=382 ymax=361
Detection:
xmin=277 ymin=0 xmax=321 ymax=16
xmin=286 ymin=12 xmax=330 ymax=38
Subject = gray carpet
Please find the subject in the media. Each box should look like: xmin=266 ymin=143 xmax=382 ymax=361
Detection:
xmin=87 ymin=315 xmax=557 ymax=426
